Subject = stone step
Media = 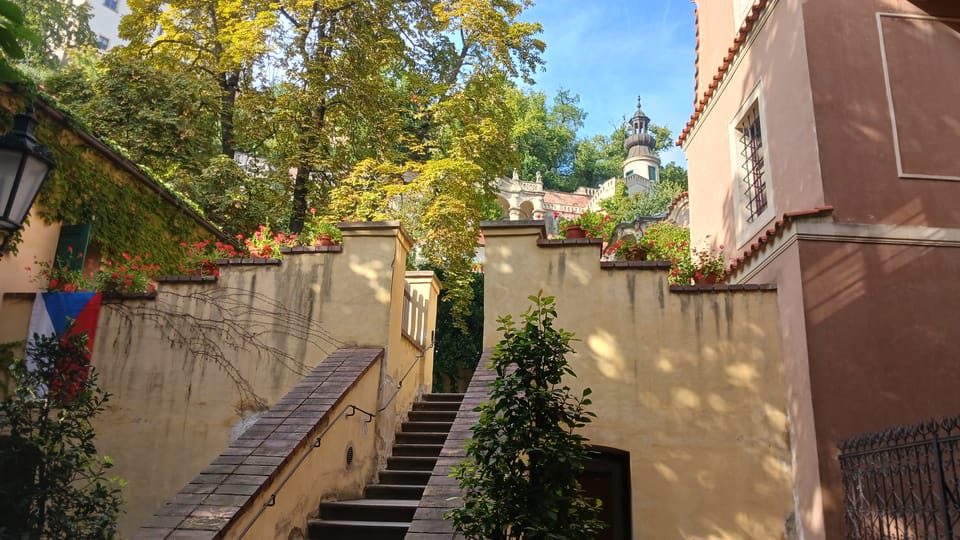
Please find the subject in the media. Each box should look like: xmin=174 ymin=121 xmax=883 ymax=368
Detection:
xmin=394 ymin=431 xmax=449 ymax=445
xmin=304 ymin=395 xmax=464 ymax=540
xmin=408 ymin=410 xmax=458 ymax=422
xmin=387 ymin=455 xmax=437 ymax=471
xmin=391 ymin=443 xmax=443 ymax=457
xmin=402 ymin=421 xmax=453 ymax=433
xmin=363 ymin=484 xmax=425 ymax=500
xmin=421 ymin=393 xmax=465 ymax=402
xmin=307 ymin=519 xmax=408 ymax=540
xmin=412 ymin=400 xmax=463 ymax=412
xmin=319 ymin=498 xmax=419 ymax=522
xmin=378 ymin=469 xmax=432 ymax=486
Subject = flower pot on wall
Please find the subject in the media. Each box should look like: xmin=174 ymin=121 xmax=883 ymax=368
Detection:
xmin=565 ymin=225 xmax=586 ymax=239
xmin=626 ymin=250 xmax=648 ymax=262
xmin=315 ymin=234 xmax=335 ymax=247
xmin=693 ymin=272 xmax=722 ymax=285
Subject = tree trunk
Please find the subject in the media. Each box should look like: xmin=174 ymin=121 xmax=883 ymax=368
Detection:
xmin=290 ymin=166 xmax=309 ymax=234
xmin=219 ymin=71 xmax=239 ymax=159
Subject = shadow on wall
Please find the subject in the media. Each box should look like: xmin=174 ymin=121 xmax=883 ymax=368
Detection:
xmin=89 ymin=223 xmax=422 ymax=536
xmin=481 ymin=223 xmax=794 ymax=540
xmin=796 ymin=237 xmax=960 ymax=538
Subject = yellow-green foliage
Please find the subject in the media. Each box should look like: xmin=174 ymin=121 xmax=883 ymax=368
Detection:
xmin=6 ymin=99 xmax=220 ymax=269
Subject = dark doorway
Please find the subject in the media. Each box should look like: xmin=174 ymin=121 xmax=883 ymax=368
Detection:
xmin=580 ymin=446 xmax=632 ymax=540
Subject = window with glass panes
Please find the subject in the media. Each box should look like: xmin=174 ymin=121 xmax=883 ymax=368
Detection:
xmin=737 ymin=103 xmax=767 ymax=222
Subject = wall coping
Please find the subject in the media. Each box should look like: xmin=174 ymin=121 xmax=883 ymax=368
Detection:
xmin=155 ymin=275 xmax=219 ymax=283
xmin=279 ymin=245 xmax=343 ymax=255
xmin=3 ymin=291 xmax=158 ymax=301
xmin=536 ymin=238 xmax=603 ymax=248
xmin=135 ymin=348 xmax=383 ymax=540
xmin=339 ymin=220 xmax=414 ymax=250
xmin=480 ymin=220 xmax=546 ymax=238
xmin=216 ymin=258 xmax=283 ymax=266
xmin=600 ymin=260 xmax=673 ymax=270
xmin=669 ymin=283 xmax=777 ymax=293
xmin=405 ymin=271 xmax=442 ymax=296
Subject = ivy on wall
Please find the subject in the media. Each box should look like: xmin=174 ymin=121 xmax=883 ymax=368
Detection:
xmin=0 ymin=85 xmax=223 ymax=269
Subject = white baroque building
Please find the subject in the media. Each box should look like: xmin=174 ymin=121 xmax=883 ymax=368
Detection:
xmin=72 ymin=0 xmax=129 ymax=51
xmin=497 ymin=97 xmax=662 ymax=235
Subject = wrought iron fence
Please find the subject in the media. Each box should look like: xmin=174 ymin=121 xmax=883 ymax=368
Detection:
xmin=839 ymin=418 xmax=960 ymax=539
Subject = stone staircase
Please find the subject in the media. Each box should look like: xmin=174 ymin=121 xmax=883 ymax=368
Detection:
xmin=307 ymin=393 xmax=464 ymax=539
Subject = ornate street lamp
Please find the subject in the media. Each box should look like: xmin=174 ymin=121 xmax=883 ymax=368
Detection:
xmin=0 ymin=106 xmax=56 ymax=256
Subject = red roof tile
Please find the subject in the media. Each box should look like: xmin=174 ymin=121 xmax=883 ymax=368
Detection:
xmin=543 ymin=191 xmax=592 ymax=207
xmin=726 ymin=205 xmax=833 ymax=275
xmin=679 ymin=0 xmax=769 ymax=146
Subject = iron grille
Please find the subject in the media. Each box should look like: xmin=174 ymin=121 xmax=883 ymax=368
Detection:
xmin=738 ymin=106 xmax=767 ymax=223
xmin=839 ymin=418 xmax=960 ymax=539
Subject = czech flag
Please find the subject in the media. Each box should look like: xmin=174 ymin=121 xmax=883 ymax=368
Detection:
xmin=27 ymin=292 xmax=102 ymax=401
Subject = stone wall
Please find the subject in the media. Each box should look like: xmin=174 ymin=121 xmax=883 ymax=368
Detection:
xmin=479 ymin=221 xmax=792 ymax=540
xmin=89 ymin=223 xmax=439 ymax=535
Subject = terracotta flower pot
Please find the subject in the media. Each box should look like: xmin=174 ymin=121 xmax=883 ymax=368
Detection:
xmin=626 ymin=249 xmax=647 ymax=261
xmin=565 ymin=224 xmax=586 ymax=239
xmin=693 ymin=272 xmax=722 ymax=285
xmin=315 ymin=234 xmax=335 ymax=247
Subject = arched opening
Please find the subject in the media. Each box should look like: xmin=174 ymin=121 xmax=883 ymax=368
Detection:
xmin=581 ymin=446 xmax=632 ymax=540
xmin=519 ymin=200 xmax=535 ymax=220
xmin=496 ymin=196 xmax=510 ymax=220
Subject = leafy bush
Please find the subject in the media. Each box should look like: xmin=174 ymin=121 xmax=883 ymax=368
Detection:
xmin=449 ymin=292 xmax=603 ymax=539
xmin=557 ymin=209 xmax=613 ymax=239
xmin=0 ymin=328 xmax=123 ymax=539
xmin=642 ymin=222 xmax=690 ymax=264
xmin=432 ymin=271 xmax=483 ymax=392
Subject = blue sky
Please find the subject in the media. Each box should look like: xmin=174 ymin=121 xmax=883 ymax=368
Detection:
xmin=520 ymin=0 xmax=697 ymax=166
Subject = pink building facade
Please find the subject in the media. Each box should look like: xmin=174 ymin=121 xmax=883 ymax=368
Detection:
xmin=682 ymin=1 xmax=960 ymax=538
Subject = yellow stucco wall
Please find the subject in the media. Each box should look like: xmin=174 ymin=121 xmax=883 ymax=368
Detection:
xmin=89 ymin=223 xmax=438 ymax=535
xmin=227 ymin=354 xmax=383 ymax=539
xmin=481 ymin=223 xmax=792 ymax=540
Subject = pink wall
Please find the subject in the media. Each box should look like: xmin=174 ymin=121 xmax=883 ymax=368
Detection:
xmin=751 ymin=243 xmax=825 ymax=540
xmin=802 ymin=0 xmax=960 ymax=227
xmin=685 ymin=0 xmax=825 ymax=260
xmin=799 ymin=239 xmax=960 ymax=537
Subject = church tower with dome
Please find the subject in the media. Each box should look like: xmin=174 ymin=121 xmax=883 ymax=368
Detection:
xmin=621 ymin=97 xmax=661 ymax=196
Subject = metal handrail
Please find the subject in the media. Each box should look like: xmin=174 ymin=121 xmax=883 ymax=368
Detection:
xmin=236 ymin=339 xmax=433 ymax=538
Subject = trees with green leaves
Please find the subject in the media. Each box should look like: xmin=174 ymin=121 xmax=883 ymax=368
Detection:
xmin=507 ymin=87 xmax=584 ymax=191
xmin=43 ymin=50 xmax=220 ymax=189
xmin=15 ymin=0 xmax=95 ymax=71
xmin=506 ymin=89 xmax=680 ymax=192
xmin=569 ymin=124 xmax=628 ymax=188
xmin=119 ymin=0 xmax=278 ymax=158
xmin=0 ymin=329 xmax=123 ymax=539
xmin=0 ymin=0 xmax=39 ymax=81
xmin=600 ymin=161 xmax=688 ymax=223
xmin=450 ymin=292 xmax=603 ymax=539
xmin=431 ymin=269 xmax=483 ymax=391
xmin=49 ymin=0 xmax=543 ymax=323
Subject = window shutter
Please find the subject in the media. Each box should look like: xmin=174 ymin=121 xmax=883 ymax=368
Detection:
xmin=54 ymin=223 xmax=91 ymax=271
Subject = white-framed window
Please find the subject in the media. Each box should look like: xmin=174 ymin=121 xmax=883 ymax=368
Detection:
xmin=737 ymin=104 xmax=767 ymax=222
xmin=103 ymin=0 xmax=119 ymax=10
xmin=730 ymin=84 xmax=774 ymax=244
xmin=647 ymin=165 xmax=657 ymax=181
xmin=96 ymin=35 xmax=110 ymax=51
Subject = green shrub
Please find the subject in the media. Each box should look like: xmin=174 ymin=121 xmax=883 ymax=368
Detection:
xmin=449 ymin=292 xmax=603 ymax=539
xmin=0 ymin=328 xmax=123 ymax=539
